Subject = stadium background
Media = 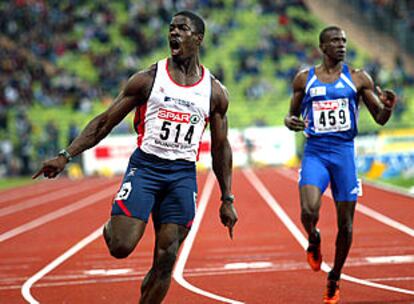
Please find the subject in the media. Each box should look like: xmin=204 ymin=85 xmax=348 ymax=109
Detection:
xmin=0 ymin=0 xmax=413 ymax=190
xmin=1 ymin=1 xmax=414 ymax=304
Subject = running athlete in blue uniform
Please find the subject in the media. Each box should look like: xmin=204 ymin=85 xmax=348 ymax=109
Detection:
xmin=33 ymin=11 xmax=238 ymax=304
xmin=285 ymin=26 xmax=397 ymax=304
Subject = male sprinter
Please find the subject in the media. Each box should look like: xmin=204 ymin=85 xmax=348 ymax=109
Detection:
xmin=33 ymin=11 xmax=238 ymax=304
xmin=285 ymin=26 xmax=397 ymax=303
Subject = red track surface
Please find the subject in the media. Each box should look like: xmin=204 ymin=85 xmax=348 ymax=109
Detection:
xmin=1 ymin=168 xmax=413 ymax=303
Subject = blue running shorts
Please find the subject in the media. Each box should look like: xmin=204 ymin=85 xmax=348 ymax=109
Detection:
xmin=111 ymin=148 xmax=197 ymax=228
xmin=299 ymin=137 xmax=358 ymax=202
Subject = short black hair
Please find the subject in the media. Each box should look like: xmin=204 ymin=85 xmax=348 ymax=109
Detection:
xmin=319 ymin=26 xmax=342 ymax=44
xmin=174 ymin=10 xmax=205 ymax=35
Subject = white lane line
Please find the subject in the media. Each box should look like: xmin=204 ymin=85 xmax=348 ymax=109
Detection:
xmin=0 ymin=179 xmax=114 ymax=217
xmin=0 ymin=187 xmax=115 ymax=242
xmin=365 ymin=255 xmax=414 ymax=264
xmin=244 ymin=168 xmax=414 ymax=296
xmin=277 ymin=167 xmax=414 ymax=238
xmin=0 ymin=180 xmax=68 ymax=204
xmin=5 ymin=260 xmax=414 ymax=291
xmin=21 ymin=226 xmax=103 ymax=304
xmin=356 ymin=204 xmax=414 ymax=237
xmin=173 ymin=172 xmax=245 ymax=304
xmin=368 ymin=277 xmax=414 ymax=282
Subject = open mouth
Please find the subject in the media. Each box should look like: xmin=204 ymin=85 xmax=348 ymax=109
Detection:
xmin=170 ymin=39 xmax=180 ymax=50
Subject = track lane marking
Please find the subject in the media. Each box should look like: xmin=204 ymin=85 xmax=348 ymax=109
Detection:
xmin=5 ymin=260 xmax=414 ymax=291
xmin=244 ymin=168 xmax=414 ymax=296
xmin=356 ymin=204 xmax=414 ymax=237
xmin=173 ymin=171 xmax=245 ymax=304
xmin=277 ymin=167 xmax=414 ymax=238
xmin=0 ymin=179 xmax=70 ymax=205
xmin=0 ymin=178 xmax=114 ymax=217
xmin=0 ymin=186 xmax=116 ymax=242
xmin=21 ymin=226 xmax=103 ymax=304
xmin=20 ymin=173 xmax=242 ymax=304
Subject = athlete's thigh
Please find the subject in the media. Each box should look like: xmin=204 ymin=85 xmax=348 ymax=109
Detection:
xmin=329 ymin=145 xmax=358 ymax=202
xmin=111 ymin=152 xmax=161 ymax=223
xmin=153 ymin=169 xmax=197 ymax=229
xmin=108 ymin=214 xmax=147 ymax=248
xmin=300 ymin=184 xmax=323 ymax=212
xmin=299 ymin=152 xmax=330 ymax=194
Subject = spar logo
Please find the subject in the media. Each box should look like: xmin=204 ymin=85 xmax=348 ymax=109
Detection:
xmin=313 ymin=98 xmax=348 ymax=111
xmin=313 ymin=100 xmax=339 ymax=111
xmin=158 ymin=108 xmax=191 ymax=123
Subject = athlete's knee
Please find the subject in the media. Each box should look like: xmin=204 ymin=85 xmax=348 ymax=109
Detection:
xmin=107 ymin=236 xmax=136 ymax=259
xmin=338 ymin=222 xmax=353 ymax=236
xmin=154 ymin=247 xmax=178 ymax=279
xmin=301 ymin=207 xmax=319 ymax=223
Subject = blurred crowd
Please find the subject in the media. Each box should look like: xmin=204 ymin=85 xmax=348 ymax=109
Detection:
xmin=0 ymin=0 xmax=412 ymax=177
xmin=345 ymin=0 xmax=414 ymax=53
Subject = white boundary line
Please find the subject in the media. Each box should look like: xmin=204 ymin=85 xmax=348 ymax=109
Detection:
xmin=0 ymin=179 xmax=114 ymax=217
xmin=356 ymin=204 xmax=414 ymax=237
xmin=21 ymin=226 xmax=104 ymax=304
xmin=277 ymin=167 xmax=414 ymax=238
xmin=0 ymin=187 xmax=115 ymax=242
xmin=243 ymin=168 xmax=414 ymax=296
xmin=0 ymin=180 xmax=68 ymax=205
xmin=173 ymin=171 xmax=245 ymax=304
xmin=21 ymin=173 xmax=243 ymax=304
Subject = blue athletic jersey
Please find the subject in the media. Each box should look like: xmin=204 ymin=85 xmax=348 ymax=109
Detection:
xmin=301 ymin=64 xmax=358 ymax=141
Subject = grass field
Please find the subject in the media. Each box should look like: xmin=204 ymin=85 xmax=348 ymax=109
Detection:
xmin=378 ymin=176 xmax=414 ymax=193
xmin=0 ymin=177 xmax=37 ymax=190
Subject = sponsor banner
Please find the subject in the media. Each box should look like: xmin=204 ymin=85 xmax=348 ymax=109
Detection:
xmin=243 ymin=126 xmax=296 ymax=165
xmin=83 ymin=135 xmax=136 ymax=176
xmin=377 ymin=128 xmax=414 ymax=154
xmin=197 ymin=129 xmax=249 ymax=169
xmin=356 ymin=129 xmax=414 ymax=178
xmin=82 ymin=127 xmax=297 ymax=175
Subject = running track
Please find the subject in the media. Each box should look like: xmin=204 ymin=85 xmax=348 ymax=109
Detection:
xmin=1 ymin=168 xmax=413 ymax=303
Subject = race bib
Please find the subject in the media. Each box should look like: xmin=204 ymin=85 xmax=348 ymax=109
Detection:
xmin=153 ymin=108 xmax=199 ymax=149
xmin=312 ymin=98 xmax=351 ymax=133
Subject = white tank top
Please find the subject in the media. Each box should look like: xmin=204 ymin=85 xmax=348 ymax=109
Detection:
xmin=134 ymin=58 xmax=211 ymax=162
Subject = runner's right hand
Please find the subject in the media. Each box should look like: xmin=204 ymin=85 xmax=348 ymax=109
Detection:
xmin=284 ymin=115 xmax=305 ymax=131
xmin=32 ymin=156 xmax=68 ymax=179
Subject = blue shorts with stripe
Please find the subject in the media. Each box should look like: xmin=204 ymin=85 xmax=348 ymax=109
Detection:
xmin=111 ymin=148 xmax=197 ymax=228
xmin=299 ymin=136 xmax=358 ymax=202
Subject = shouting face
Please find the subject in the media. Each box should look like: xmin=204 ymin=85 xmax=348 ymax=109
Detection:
xmin=168 ymin=15 xmax=203 ymax=59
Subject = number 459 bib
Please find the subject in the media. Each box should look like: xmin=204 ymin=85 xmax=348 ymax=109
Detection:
xmin=312 ymin=98 xmax=351 ymax=133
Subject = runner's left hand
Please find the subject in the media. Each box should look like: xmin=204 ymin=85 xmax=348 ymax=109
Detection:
xmin=376 ymin=86 xmax=397 ymax=109
xmin=219 ymin=201 xmax=238 ymax=239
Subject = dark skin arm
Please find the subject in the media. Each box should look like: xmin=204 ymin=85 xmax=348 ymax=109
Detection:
xmin=284 ymin=69 xmax=308 ymax=131
xmin=210 ymin=77 xmax=238 ymax=239
xmin=33 ymin=66 xmax=156 ymax=179
xmin=353 ymin=69 xmax=397 ymax=126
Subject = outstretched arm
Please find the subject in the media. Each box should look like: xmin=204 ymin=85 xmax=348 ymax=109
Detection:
xmin=284 ymin=70 xmax=307 ymax=131
xmin=33 ymin=66 xmax=156 ymax=179
xmin=210 ymin=77 xmax=238 ymax=239
xmin=357 ymin=70 xmax=397 ymax=125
